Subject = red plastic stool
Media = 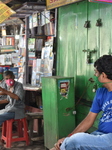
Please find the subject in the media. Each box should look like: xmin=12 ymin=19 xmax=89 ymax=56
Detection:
xmin=1 ymin=118 xmax=30 ymax=148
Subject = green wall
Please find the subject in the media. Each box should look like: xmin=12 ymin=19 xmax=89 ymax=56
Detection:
xmin=56 ymin=1 xmax=112 ymax=131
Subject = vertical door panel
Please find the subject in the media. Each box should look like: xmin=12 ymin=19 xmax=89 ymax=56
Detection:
xmin=75 ymin=2 xmax=88 ymax=96
xmin=99 ymin=4 xmax=112 ymax=56
xmin=57 ymin=1 xmax=88 ymax=97
xmin=86 ymin=3 xmax=99 ymax=100
xmin=57 ymin=4 xmax=76 ymax=77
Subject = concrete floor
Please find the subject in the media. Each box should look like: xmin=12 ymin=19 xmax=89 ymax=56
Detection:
xmin=0 ymin=140 xmax=45 ymax=150
xmin=0 ymin=121 xmax=47 ymax=150
xmin=0 ymin=130 xmax=45 ymax=150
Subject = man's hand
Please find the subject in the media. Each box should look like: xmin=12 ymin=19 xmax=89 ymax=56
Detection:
xmin=54 ymin=138 xmax=65 ymax=150
xmin=0 ymin=87 xmax=5 ymax=93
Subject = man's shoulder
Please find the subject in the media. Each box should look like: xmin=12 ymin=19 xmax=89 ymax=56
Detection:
xmin=97 ymin=87 xmax=107 ymax=92
xmin=15 ymin=81 xmax=23 ymax=87
xmin=96 ymin=87 xmax=108 ymax=96
xmin=0 ymin=80 xmax=6 ymax=88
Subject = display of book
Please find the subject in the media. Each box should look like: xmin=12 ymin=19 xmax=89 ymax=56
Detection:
xmin=44 ymin=22 xmax=55 ymax=36
xmin=0 ymin=45 xmax=15 ymax=53
xmin=28 ymin=38 xmax=35 ymax=51
xmin=35 ymin=39 xmax=44 ymax=51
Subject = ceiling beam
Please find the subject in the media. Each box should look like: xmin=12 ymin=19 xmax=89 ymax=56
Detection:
xmin=10 ymin=2 xmax=46 ymax=18
xmin=23 ymin=2 xmax=46 ymax=6
xmin=0 ymin=0 xmax=13 ymax=4
xmin=11 ymin=14 xmax=29 ymax=18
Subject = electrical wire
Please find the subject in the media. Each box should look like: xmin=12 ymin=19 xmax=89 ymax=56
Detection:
xmin=76 ymin=79 xmax=93 ymax=106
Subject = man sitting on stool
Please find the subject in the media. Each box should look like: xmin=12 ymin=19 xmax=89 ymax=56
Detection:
xmin=0 ymin=70 xmax=25 ymax=125
xmin=0 ymin=67 xmax=7 ymax=110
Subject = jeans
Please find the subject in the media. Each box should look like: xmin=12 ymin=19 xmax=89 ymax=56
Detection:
xmin=60 ymin=131 xmax=112 ymax=150
xmin=0 ymin=112 xmax=15 ymax=125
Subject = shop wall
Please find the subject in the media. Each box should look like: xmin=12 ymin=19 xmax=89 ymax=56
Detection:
xmin=56 ymin=0 xmax=112 ymax=131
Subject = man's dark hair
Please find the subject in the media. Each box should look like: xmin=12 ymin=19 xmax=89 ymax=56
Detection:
xmin=94 ymin=55 xmax=112 ymax=80
xmin=3 ymin=70 xmax=15 ymax=79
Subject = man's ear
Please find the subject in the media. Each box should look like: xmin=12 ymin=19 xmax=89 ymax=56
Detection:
xmin=102 ymin=72 xmax=107 ymax=78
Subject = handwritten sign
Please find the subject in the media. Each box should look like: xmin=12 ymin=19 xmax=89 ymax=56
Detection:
xmin=46 ymin=0 xmax=83 ymax=10
xmin=0 ymin=1 xmax=16 ymax=24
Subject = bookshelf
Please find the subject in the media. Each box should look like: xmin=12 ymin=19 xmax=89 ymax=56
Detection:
xmin=2 ymin=35 xmax=15 ymax=45
xmin=1 ymin=35 xmax=15 ymax=53
xmin=20 ymin=7 xmax=57 ymax=87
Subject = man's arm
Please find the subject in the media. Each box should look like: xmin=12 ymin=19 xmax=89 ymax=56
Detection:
xmin=0 ymin=99 xmax=9 ymax=104
xmin=55 ymin=111 xmax=98 ymax=150
xmin=0 ymin=92 xmax=6 ymax=95
xmin=0 ymin=87 xmax=19 ymax=100
xmin=70 ymin=111 xmax=98 ymax=134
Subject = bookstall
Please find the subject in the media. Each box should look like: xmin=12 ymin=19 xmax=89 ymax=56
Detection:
xmin=0 ymin=1 xmax=57 ymax=136
xmin=13 ymin=2 xmax=57 ymax=135
xmin=23 ymin=11 xmax=57 ymax=134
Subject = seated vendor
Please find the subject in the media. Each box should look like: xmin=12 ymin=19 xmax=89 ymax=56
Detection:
xmin=0 ymin=70 xmax=25 ymax=125
xmin=0 ymin=67 xmax=7 ymax=109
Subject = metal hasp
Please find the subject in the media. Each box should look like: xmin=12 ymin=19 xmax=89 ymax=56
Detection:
xmin=83 ymin=49 xmax=97 ymax=64
xmin=84 ymin=21 xmax=91 ymax=28
xmin=96 ymin=19 xmax=102 ymax=27
xmin=41 ymin=76 xmax=75 ymax=149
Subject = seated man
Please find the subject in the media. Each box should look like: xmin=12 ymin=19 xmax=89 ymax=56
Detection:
xmin=0 ymin=70 xmax=25 ymax=125
xmin=0 ymin=67 xmax=7 ymax=109
xmin=53 ymin=55 xmax=112 ymax=150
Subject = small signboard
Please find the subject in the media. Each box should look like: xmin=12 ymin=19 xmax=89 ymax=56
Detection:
xmin=46 ymin=0 xmax=83 ymax=10
xmin=0 ymin=1 xmax=16 ymax=24
xmin=89 ymin=0 xmax=112 ymax=4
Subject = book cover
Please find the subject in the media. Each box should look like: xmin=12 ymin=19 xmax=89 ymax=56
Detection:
xmin=29 ymin=15 xmax=33 ymax=29
xmin=32 ymin=13 xmax=38 ymax=27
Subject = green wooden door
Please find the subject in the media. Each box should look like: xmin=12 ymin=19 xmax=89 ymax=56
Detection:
xmin=57 ymin=1 xmax=112 ymax=131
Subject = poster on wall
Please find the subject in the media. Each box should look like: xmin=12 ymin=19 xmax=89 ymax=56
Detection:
xmin=46 ymin=0 xmax=83 ymax=10
xmin=58 ymin=80 xmax=70 ymax=99
xmin=89 ymin=0 xmax=112 ymax=4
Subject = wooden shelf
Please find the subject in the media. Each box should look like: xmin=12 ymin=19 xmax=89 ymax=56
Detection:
xmin=29 ymin=35 xmax=54 ymax=39
xmin=29 ymin=35 xmax=47 ymax=39
xmin=20 ymin=34 xmax=25 ymax=36
xmin=23 ymin=84 xmax=42 ymax=91
xmin=2 ymin=35 xmax=15 ymax=37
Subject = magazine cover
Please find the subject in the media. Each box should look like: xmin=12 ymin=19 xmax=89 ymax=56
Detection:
xmin=28 ymin=38 xmax=35 ymax=57
xmin=31 ymin=59 xmax=37 ymax=86
xmin=28 ymin=38 xmax=35 ymax=51
xmin=32 ymin=13 xmax=38 ymax=27
xmin=29 ymin=15 xmax=33 ymax=29
xmin=31 ymin=59 xmax=41 ymax=86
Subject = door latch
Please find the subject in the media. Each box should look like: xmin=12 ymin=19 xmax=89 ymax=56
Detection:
xmin=84 ymin=21 xmax=91 ymax=28
xmin=82 ymin=49 xmax=97 ymax=64
xmin=96 ymin=19 xmax=102 ymax=27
